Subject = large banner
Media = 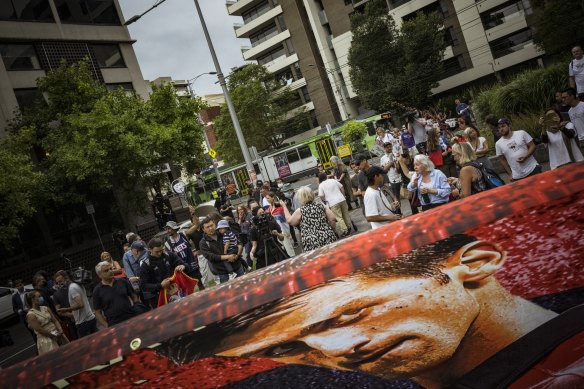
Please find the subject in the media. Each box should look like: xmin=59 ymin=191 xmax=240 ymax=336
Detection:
xmin=3 ymin=163 xmax=584 ymax=388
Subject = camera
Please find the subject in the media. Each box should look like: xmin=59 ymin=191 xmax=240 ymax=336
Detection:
xmin=252 ymin=213 xmax=273 ymax=237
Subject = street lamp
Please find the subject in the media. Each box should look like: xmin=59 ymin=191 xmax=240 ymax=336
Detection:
xmin=125 ymin=0 xmax=256 ymax=180
xmin=308 ymin=63 xmax=349 ymax=120
xmin=187 ymin=71 xmax=217 ymax=96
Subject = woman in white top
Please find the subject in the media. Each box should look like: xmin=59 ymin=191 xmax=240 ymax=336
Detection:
xmin=464 ymin=126 xmax=492 ymax=169
xmin=540 ymin=108 xmax=583 ymax=169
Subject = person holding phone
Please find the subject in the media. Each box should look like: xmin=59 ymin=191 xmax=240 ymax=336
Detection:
xmin=265 ymin=192 xmax=296 ymax=257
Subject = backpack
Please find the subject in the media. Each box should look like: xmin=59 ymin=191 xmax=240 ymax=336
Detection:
xmin=469 ymin=162 xmax=505 ymax=189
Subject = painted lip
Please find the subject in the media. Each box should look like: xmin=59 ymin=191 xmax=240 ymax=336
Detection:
xmin=342 ymin=337 xmax=415 ymax=368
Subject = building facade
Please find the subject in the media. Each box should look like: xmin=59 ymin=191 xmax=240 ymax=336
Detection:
xmin=0 ymin=0 xmax=149 ymax=137
xmin=227 ymin=0 xmax=541 ymax=116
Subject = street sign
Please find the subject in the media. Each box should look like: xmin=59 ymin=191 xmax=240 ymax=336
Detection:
xmin=208 ymin=148 xmax=217 ymax=158
xmin=337 ymin=144 xmax=352 ymax=158
xmin=85 ymin=203 xmax=95 ymax=215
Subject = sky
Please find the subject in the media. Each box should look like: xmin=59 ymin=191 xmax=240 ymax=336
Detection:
xmin=118 ymin=0 xmax=249 ymax=97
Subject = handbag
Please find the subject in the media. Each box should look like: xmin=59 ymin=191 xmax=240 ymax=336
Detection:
xmin=410 ymin=188 xmax=421 ymax=208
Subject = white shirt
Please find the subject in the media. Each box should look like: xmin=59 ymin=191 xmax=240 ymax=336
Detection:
xmin=410 ymin=119 xmax=427 ymax=145
xmin=569 ymin=57 xmax=584 ymax=94
xmin=318 ymin=179 xmax=346 ymax=207
xmin=379 ymin=153 xmax=402 ymax=183
xmin=364 ymin=186 xmax=394 ymax=230
xmin=568 ymin=102 xmax=584 ymax=140
xmin=495 ymin=130 xmax=539 ymax=180
xmin=468 ymin=137 xmax=487 ymax=154
xmin=68 ymin=282 xmax=95 ymax=325
xmin=545 ymin=126 xmax=584 ymax=169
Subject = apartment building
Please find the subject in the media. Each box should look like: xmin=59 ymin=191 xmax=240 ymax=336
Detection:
xmin=0 ymin=0 xmax=149 ymax=137
xmin=227 ymin=0 xmax=542 ymax=116
xmin=226 ymin=0 xmax=361 ymax=132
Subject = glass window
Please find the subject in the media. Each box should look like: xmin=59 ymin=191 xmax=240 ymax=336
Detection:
xmin=14 ymin=88 xmax=46 ymax=111
xmin=257 ymin=46 xmax=285 ymax=66
xmin=293 ymin=62 xmax=303 ymax=79
xmin=298 ymin=145 xmax=312 ymax=159
xmin=92 ymin=45 xmax=126 ymax=68
xmin=309 ymin=110 xmax=319 ymax=128
xmin=277 ymin=14 xmax=287 ymax=30
xmin=242 ymin=1 xmax=271 ymax=24
xmin=55 ymin=0 xmax=120 ymax=25
xmin=490 ymin=28 xmax=533 ymax=59
xmin=300 ymin=86 xmax=311 ymax=103
xmin=442 ymin=55 xmax=466 ymax=78
xmin=0 ymin=0 xmax=53 ymax=22
xmin=91 ymin=44 xmax=125 ymax=68
xmin=275 ymin=68 xmax=294 ymax=86
xmin=0 ymin=44 xmax=41 ymax=70
xmin=250 ymin=24 xmax=278 ymax=47
xmin=106 ymin=82 xmax=133 ymax=91
xmin=481 ymin=1 xmax=528 ymax=30
xmin=444 ymin=27 xmax=458 ymax=47
xmin=284 ymin=39 xmax=295 ymax=55
xmin=286 ymin=150 xmax=300 ymax=163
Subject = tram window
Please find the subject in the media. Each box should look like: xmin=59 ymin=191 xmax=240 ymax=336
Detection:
xmin=286 ymin=150 xmax=300 ymax=163
xmin=298 ymin=145 xmax=312 ymax=159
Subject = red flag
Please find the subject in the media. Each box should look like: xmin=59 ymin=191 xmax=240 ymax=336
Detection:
xmin=157 ymin=271 xmax=198 ymax=307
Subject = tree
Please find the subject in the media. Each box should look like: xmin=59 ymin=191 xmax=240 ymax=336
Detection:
xmin=533 ymin=0 xmax=584 ymax=56
xmin=214 ymin=64 xmax=309 ymax=164
xmin=2 ymin=61 xmax=207 ymax=246
xmin=348 ymin=0 xmax=446 ymax=111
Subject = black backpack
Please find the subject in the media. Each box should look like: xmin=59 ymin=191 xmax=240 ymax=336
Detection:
xmin=469 ymin=162 xmax=505 ymax=190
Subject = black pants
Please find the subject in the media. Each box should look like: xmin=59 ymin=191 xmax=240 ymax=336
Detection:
xmin=421 ymin=202 xmax=447 ymax=212
xmin=76 ymin=317 xmax=97 ymax=338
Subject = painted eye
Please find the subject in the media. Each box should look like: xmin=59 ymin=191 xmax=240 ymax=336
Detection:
xmin=263 ymin=341 xmax=307 ymax=357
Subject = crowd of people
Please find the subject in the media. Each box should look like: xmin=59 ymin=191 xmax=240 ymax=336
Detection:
xmin=8 ymin=46 xmax=584 ymax=358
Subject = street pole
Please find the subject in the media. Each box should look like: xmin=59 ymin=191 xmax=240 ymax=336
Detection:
xmin=192 ymin=0 xmax=255 ymax=178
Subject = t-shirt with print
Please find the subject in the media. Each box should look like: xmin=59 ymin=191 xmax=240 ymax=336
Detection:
xmin=569 ymin=57 xmax=584 ymax=94
xmin=401 ymin=132 xmax=416 ymax=149
xmin=495 ymin=130 xmax=539 ymax=180
xmin=68 ymin=282 xmax=95 ymax=325
xmin=568 ymin=101 xmax=584 ymax=141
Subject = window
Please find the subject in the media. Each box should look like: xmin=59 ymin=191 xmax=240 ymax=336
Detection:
xmin=257 ymin=46 xmax=285 ymax=66
xmin=300 ymin=86 xmax=311 ymax=103
xmin=250 ymin=24 xmax=279 ymax=47
xmin=441 ymin=55 xmax=466 ymax=78
xmin=490 ymin=28 xmax=533 ymax=59
xmin=91 ymin=44 xmax=125 ymax=68
xmin=444 ymin=27 xmax=458 ymax=47
xmin=293 ymin=62 xmax=303 ymax=79
xmin=481 ymin=0 xmax=532 ymax=30
xmin=284 ymin=39 xmax=295 ymax=55
xmin=14 ymin=88 xmax=46 ymax=111
xmin=106 ymin=83 xmax=133 ymax=92
xmin=0 ymin=44 xmax=41 ymax=70
xmin=242 ymin=1 xmax=271 ymax=24
xmin=286 ymin=149 xmax=300 ymax=163
xmin=309 ymin=110 xmax=319 ymax=128
xmin=54 ymin=0 xmax=121 ymax=25
xmin=402 ymin=0 xmax=448 ymax=22
xmin=0 ymin=0 xmax=53 ymax=22
xmin=275 ymin=68 xmax=294 ymax=86
xmin=298 ymin=145 xmax=312 ymax=159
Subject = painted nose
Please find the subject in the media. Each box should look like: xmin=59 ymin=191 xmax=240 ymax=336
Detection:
xmin=302 ymin=329 xmax=371 ymax=358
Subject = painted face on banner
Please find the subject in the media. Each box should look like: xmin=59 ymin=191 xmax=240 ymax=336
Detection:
xmin=219 ymin=268 xmax=480 ymax=378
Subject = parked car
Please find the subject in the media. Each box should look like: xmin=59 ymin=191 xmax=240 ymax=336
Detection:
xmin=0 ymin=287 xmax=17 ymax=323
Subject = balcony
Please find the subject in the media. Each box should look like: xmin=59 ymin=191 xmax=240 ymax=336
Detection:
xmin=235 ymin=5 xmax=283 ymax=38
xmin=266 ymin=53 xmax=299 ymax=74
xmin=243 ymin=30 xmax=290 ymax=60
xmin=485 ymin=11 xmax=528 ymax=42
xmin=227 ymin=0 xmax=265 ymax=17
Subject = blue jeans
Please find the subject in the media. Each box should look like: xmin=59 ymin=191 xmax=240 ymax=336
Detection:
xmin=217 ymin=266 xmax=245 ymax=284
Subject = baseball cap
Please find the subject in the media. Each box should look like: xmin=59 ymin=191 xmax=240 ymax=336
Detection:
xmin=498 ymin=117 xmax=510 ymax=125
xmin=216 ymin=220 xmax=230 ymax=229
xmin=130 ymin=241 xmax=145 ymax=250
xmin=165 ymin=221 xmax=179 ymax=230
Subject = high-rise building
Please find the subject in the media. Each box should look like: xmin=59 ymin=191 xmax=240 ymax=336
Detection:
xmin=0 ymin=0 xmax=149 ymax=137
xmin=226 ymin=0 xmax=361 ymax=132
xmin=227 ymin=0 xmax=542 ymax=117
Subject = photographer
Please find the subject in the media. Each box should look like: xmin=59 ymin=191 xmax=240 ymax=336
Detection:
xmin=249 ymin=207 xmax=289 ymax=270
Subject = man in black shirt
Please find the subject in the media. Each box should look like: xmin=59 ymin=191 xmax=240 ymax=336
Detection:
xmin=140 ymin=238 xmax=187 ymax=308
xmin=93 ymin=261 xmax=139 ymax=328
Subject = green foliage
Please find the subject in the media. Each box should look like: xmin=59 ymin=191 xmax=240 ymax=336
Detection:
xmin=349 ymin=0 xmax=446 ymax=111
xmin=342 ymin=120 xmax=368 ymax=143
xmin=505 ymin=113 xmax=542 ymax=140
xmin=473 ymin=63 xmax=567 ymax=120
xmin=533 ymin=0 xmax=584 ymax=56
xmin=0 ymin=127 xmax=44 ymax=249
xmin=2 ymin=61 xmax=207 ymax=247
xmin=214 ymin=64 xmax=309 ymax=164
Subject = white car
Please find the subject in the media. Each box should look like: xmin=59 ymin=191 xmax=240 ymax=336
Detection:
xmin=0 ymin=286 xmax=17 ymax=322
